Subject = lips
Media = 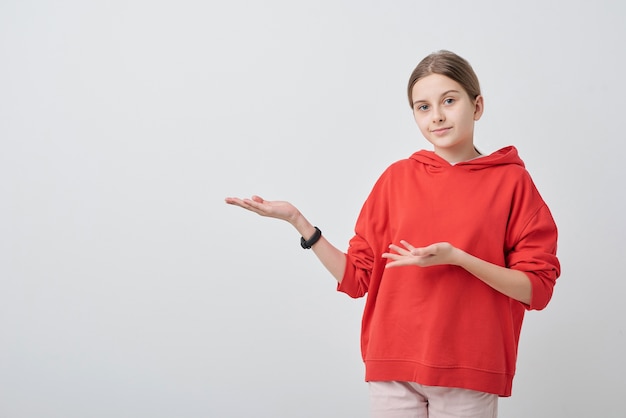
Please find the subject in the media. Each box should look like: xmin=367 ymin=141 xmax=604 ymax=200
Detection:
xmin=431 ymin=127 xmax=451 ymax=135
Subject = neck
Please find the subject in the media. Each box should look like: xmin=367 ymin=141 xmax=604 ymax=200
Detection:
xmin=435 ymin=146 xmax=481 ymax=164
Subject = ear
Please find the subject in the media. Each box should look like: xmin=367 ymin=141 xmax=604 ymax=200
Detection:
xmin=473 ymin=95 xmax=484 ymax=121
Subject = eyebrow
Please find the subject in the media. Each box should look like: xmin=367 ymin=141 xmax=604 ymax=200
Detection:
xmin=412 ymin=89 xmax=461 ymax=106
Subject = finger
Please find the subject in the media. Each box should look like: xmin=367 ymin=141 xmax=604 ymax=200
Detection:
xmin=410 ymin=244 xmax=436 ymax=256
xmin=225 ymin=197 xmax=249 ymax=208
xmin=382 ymin=252 xmax=401 ymax=260
xmin=384 ymin=259 xmax=413 ymax=268
xmin=226 ymin=198 xmax=265 ymax=214
xmin=399 ymin=240 xmax=416 ymax=251
xmin=242 ymin=198 xmax=263 ymax=208
xmin=388 ymin=244 xmax=411 ymax=256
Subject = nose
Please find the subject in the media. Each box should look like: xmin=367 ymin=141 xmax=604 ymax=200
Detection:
xmin=433 ymin=106 xmax=445 ymax=123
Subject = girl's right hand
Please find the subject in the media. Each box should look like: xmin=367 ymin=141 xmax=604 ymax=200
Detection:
xmin=224 ymin=195 xmax=300 ymax=224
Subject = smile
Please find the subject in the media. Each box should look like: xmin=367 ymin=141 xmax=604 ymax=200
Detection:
xmin=431 ymin=127 xmax=451 ymax=135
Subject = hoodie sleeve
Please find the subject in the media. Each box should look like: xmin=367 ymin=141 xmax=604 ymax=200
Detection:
xmin=337 ymin=190 xmax=382 ymax=299
xmin=506 ymin=176 xmax=561 ymax=311
xmin=337 ymin=233 xmax=375 ymax=298
xmin=337 ymin=166 xmax=393 ymax=298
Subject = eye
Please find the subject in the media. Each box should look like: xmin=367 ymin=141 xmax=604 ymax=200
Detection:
xmin=415 ymin=104 xmax=429 ymax=112
xmin=443 ymin=98 xmax=455 ymax=105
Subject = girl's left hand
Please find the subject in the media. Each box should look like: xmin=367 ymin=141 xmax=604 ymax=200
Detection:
xmin=382 ymin=240 xmax=460 ymax=268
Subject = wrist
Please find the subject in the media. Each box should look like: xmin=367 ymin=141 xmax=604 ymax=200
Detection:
xmin=451 ymin=247 xmax=468 ymax=267
xmin=301 ymin=226 xmax=322 ymax=249
xmin=291 ymin=213 xmax=313 ymax=236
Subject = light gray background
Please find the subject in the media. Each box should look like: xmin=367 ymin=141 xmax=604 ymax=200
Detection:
xmin=1 ymin=0 xmax=624 ymax=417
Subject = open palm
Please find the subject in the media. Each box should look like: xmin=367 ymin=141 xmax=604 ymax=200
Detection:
xmin=224 ymin=195 xmax=300 ymax=223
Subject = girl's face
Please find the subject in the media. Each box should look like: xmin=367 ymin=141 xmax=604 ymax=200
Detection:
xmin=411 ymin=73 xmax=484 ymax=163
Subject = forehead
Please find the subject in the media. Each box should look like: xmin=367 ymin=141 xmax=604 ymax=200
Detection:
xmin=411 ymin=73 xmax=465 ymax=101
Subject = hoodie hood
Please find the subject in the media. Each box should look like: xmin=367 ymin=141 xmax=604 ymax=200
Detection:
xmin=409 ymin=146 xmax=525 ymax=171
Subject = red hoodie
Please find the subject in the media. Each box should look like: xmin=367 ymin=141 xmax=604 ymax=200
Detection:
xmin=338 ymin=146 xmax=560 ymax=396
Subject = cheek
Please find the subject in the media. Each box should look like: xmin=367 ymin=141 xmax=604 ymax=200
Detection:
xmin=413 ymin=114 xmax=429 ymax=133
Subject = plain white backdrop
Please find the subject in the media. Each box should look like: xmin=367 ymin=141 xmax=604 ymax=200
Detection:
xmin=1 ymin=0 xmax=625 ymax=417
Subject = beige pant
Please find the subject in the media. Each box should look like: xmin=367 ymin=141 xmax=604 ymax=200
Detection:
xmin=369 ymin=381 xmax=498 ymax=418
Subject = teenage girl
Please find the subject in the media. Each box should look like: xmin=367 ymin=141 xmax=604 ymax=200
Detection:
xmin=225 ymin=50 xmax=560 ymax=418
